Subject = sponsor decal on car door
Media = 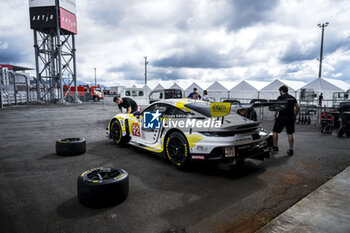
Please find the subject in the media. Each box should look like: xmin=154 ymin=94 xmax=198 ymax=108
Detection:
xmin=141 ymin=110 xmax=162 ymax=144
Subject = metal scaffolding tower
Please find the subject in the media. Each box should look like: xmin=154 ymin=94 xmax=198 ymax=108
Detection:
xmin=33 ymin=29 xmax=77 ymax=102
xmin=30 ymin=0 xmax=78 ymax=103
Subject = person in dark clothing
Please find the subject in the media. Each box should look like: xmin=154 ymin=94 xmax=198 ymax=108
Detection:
xmin=337 ymin=101 xmax=350 ymax=137
xmin=319 ymin=93 xmax=324 ymax=106
xmin=237 ymin=107 xmax=257 ymax=121
xmin=187 ymin=88 xmax=202 ymax=99
xmin=272 ymin=85 xmax=300 ymax=155
xmin=114 ymin=96 xmax=138 ymax=114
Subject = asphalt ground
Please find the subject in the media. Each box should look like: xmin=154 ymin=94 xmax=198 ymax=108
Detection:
xmin=0 ymin=103 xmax=349 ymax=233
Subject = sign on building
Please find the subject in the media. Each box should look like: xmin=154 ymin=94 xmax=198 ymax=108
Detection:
xmin=28 ymin=0 xmax=77 ymax=34
xmin=29 ymin=7 xmax=57 ymax=30
xmin=59 ymin=8 xmax=77 ymax=34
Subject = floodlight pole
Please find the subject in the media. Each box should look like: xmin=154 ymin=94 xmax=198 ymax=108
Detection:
xmin=94 ymin=67 xmax=97 ymax=86
xmin=144 ymin=56 xmax=148 ymax=85
xmin=318 ymin=22 xmax=329 ymax=78
xmin=55 ymin=0 xmax=63 ymax=102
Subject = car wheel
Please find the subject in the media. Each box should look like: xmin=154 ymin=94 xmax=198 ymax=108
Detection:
xmin=165 ymin=131 xmax=190 ymax=167
xmin=77 ymin=167 xmax=129 ymax=208
xmin=56 ymin=138 xmax=86 ymax=156
xmin=110 ymin=120 xmax=129 ymax=144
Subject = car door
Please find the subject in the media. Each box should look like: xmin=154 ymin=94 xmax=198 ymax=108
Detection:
xmin=139 ymin=103 xmax=168 ymax=144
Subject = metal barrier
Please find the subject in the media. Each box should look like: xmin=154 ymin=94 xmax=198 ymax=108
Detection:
xmin=1 ymin=71 xmax=33 ymax=108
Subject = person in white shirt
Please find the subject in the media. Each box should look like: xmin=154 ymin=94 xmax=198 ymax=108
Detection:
xmin=202 ymin=90 xmax=209 ymax=101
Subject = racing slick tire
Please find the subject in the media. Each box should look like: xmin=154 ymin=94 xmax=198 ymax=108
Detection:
xmin=110 ymin=120 xmax=130 ymax=144
xmin=56 ymin=138 xmax=86 ymax=156
xmin=165 ymin=131 xmax=190 ymax=168
xmin=78 ymin=167 xmax=129 ymax=208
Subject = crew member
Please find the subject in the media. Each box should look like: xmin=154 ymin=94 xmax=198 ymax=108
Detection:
xmin=237 ymin=107 xmax=257 ymax=121
xmin=114 ymin=96 xmax=138 ymax=114
xmin=319 ymin=93 xmax=323 ymax=106
xmin=272 ymin=85 xmax=300 ymax=156
xmin=187 ymin=88 xmax=202 ymax=99
xmin=202 ymin=90 xmax=210 ymax=101
xmin=337 ymin=101 xmax=350 ymax=137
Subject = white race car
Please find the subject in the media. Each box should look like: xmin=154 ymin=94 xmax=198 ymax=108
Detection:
xmin=106 ymin=99 xmax=270 ymax=168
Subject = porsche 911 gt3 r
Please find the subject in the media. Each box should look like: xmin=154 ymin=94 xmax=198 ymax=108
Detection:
xmin=106 ymin=99 xmax=270 ymax=168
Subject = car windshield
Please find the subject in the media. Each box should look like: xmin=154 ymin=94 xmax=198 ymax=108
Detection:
xmin=95 ymin=87 xmax=101 ymax=92
xmin=184 ymin=102 xmax=212 ymax=117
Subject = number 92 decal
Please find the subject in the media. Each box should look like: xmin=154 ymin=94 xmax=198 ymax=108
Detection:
xmin=131 ymin=122 xmax=141 ymax=137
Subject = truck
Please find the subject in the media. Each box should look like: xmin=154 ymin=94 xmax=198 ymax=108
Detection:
xmin=63 ymin=85 xmax=104 ymax=102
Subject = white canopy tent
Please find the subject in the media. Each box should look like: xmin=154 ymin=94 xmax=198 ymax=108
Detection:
xmin=299 ymin=78 xmax=348 ymax=100
xmin=230 ymin=80 xmax=259 ymax=100
xmin=153 ymin=83 xmax=165 ymax=91
xmin=184 ymin=82 xmax=204 ymax=97
xmin=322 ymin=78 xmax=350 ymax=92
xmin=145 ymin=81 xmax=161 ymax=91
xmin=259 ymin=79 xmax=305 ymax=100
xmin=247 ymin=81 xmax=270 ymax=91
xmin=206 ymin=81 xmax=229 ymax=101
xmin=142 ymin=84 xmax=152 ymax=92
xmin=169 ymin=82 xmax=183 ymax=91
xmin=142 ymin=84 xmax=152 ymax=97
xmin=158 ymin=81 xmax=174 ymax=89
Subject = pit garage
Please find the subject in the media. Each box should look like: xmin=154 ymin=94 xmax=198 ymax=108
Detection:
xmin=1 ymin=103 xmax=349 ymax=233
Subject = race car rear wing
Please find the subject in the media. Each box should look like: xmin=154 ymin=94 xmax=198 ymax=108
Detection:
xmin=223 ymin=99 xmax=288 ymax=111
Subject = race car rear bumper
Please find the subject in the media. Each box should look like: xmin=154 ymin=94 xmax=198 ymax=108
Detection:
xmin=190 ymin=140 xmax=270 ymax=163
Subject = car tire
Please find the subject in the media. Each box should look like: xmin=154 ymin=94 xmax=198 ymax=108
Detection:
xmin=110 ymin=120 xmax=130 ymax=144
xmin=77 ymin=167 xmax=129 ymax=208
xmin=56 ymin=138 xmax=86 ymax=156
xmin=165 ymin=131 xmax=190 ymax=168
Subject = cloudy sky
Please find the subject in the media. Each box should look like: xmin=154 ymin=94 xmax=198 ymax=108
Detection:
xmin=1 ymin=0 xmax=350 ymax=87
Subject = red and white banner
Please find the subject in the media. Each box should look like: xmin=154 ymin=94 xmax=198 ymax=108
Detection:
xmin=60 ymin=7 xmax=77 ymax=34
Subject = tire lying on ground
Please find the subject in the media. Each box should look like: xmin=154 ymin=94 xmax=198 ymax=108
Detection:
xmin=77 ymin=167 xmax=129 ymax=208
xmin=55 ymin=138 xmax=86 ymax=156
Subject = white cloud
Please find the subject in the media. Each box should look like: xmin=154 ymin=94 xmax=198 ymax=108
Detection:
xmin=0 ymin=0 xmax=349 ymax=86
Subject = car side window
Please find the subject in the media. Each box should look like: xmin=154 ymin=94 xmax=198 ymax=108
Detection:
xmin=142 ymin=104 xmax=168 ymax=114
xmin=142 ymin=104 xmax=157 ymax=113
xmin=166 ymin=106 xmax=187 ymax=117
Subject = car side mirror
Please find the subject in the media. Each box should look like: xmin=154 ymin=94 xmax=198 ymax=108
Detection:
xmin=133 ymin=111 xmax=141 ymax=118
